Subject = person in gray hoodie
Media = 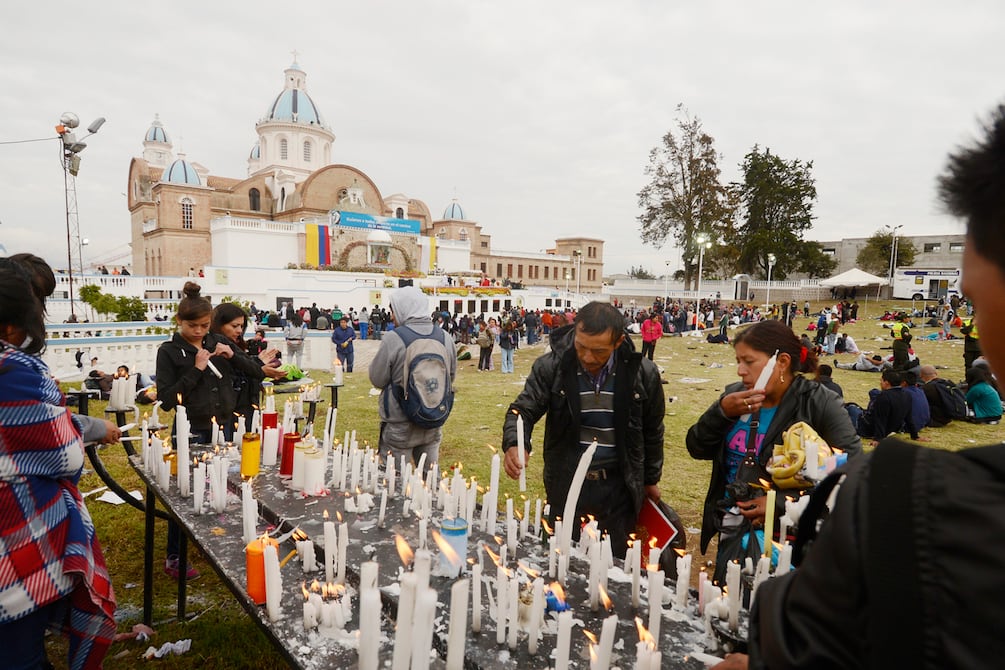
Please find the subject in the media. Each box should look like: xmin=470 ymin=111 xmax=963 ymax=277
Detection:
xmin=369 ymin=286 xmax=457 ymax=470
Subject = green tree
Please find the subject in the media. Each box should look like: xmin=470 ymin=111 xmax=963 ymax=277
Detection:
xmin=855 ymin=230 xmax=918 ymax=276
xmin=638 ymin=105 xmax=734 ymax=290
xmin=796 ymin=241 xmax=838 ymax=279
xmin=732 ymin=146 xmax=817 ymax=279
xmin=628 ymin=265 xmax=656 ymax=280
xmin=116 ymin=296 xmax=149 ymax=322
xmin=78 ymin=284 xmax=148 ymax=321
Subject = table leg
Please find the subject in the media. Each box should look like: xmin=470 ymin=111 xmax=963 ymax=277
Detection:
xmin=144 ymin=485 xmax=155 ymax=626
xmin=178 ymin=533 xmax=188 ymax=620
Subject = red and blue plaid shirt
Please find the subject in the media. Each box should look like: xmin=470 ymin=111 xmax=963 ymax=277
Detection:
xmin=0 ymin=344 xmax=116 ymax=669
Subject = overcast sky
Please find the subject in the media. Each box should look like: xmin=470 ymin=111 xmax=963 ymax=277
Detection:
xmin=1 ymin=1 xmax=1000 ymax=275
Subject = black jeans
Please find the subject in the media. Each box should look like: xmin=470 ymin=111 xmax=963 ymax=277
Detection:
xmin=558 ymin=471 xmax=636 ymax=559
xmin=640 ymin=341 xmax=656 ymax=360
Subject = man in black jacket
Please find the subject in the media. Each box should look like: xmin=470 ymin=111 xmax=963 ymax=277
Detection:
xmin=501 ymin=301 xmax=664 ymax=558
xmin=848 ymin=369 xmax=919 ymax=443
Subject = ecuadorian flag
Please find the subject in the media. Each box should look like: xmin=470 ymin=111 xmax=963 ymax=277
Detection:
xmin=305 ymin=224 xmax=331 ymax=266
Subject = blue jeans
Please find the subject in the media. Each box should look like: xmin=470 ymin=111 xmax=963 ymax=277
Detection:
xmin=0 ymin=598 xmax=66 ymax=669
xmin=359 ymin=322 xmax=368 ymax=340
xmin=501 ymin=347 xmax=514 ymax=373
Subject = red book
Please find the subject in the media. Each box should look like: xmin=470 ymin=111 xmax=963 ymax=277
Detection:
xmin=635 ymin=498 xmax=679 ymax=567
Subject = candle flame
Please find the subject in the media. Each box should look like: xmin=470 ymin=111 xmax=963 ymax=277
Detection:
xmin=302 ymin=582 xmax=310 ymax=600
xmin=584 ymin=630 xmax=598 ymax=644
xmin=431 ymin=530 xmax=461 ymax=568
xmin=674 ymin=547 xmax=687 ymax=557
xmin=336 ymin=510 xmax=343 ymax=523
xmin=395 ymin=534 xmax=414 ymax=567
xmin=648 ymin=536 xmax=658 ymax=549
xmin=517 ymin=561 xmax=539 ymax=579
xmin=549 ymin=581 xmax=566 ymax=606
xmin=486 ymin=443 xmax=498 ymax=454
xmin=176 ymin=393 xmax=183 ymax=405
xmin=599 ymin=583 xmax=613 ymax=611
xmin=757 ymin=478 xmax=772 ymax=490
xmin=588 ymin=643 xmax=598 ymax=663
xmin=483 ymin=545 xmax=502 ymax=568
xmin=323 ymin=509 xmax=330 ymax=521
xmin=292 ymin=528 xmax=309 ymax=541
xmin=634 ymin=617 xmax=655 ymax=645
xmin=310 ymin=579 xmax=321 ymax=593
xmin=541 ymin=519 xmax=553 ymax=536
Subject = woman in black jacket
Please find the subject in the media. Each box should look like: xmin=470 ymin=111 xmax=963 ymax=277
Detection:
xmin=686 ymin=320 xmax=861 ymax=581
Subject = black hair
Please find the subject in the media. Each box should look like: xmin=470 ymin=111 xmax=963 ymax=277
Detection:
xmin=211 ymin=302 xmax=250 ymax=350
xmin=733 ymin=320 xmax=818 ymax=375
xmin=882 ymin=369 xmax=902 ymax=386
xmin=817 ymin=364 xmax=834 ymax=377
xmin=938 ymin=104 xmax=1005 ymax=275
xmin=574 ymin=301 xmax=627 ymax=342
xmin=8 ymin=253 xmax=56 ymax=311
xmin=176 ymin=282 xmax=212 ymax=321
xmin=0 ymin=260 xmax=46 ymax=355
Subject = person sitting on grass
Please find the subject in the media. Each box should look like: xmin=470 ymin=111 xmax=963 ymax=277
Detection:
xmin=965 ymin=366 xmax=1002 ymax=424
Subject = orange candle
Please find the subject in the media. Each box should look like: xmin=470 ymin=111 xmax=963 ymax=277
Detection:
xmin=246 ymin=535 xmax=277 ymax=604
xmin=241 ymin=432 xmax=262 ymax=478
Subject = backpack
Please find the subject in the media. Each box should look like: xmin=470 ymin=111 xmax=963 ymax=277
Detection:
xmin=389 ymin=326 xmax=454 ymax=428
xmin=933 ymin=378 xmax=969 ymax=420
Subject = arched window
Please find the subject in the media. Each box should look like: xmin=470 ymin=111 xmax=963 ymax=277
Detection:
xmin=280 ymin=138 xmax=288 ymax=160
xmin=303 ymin=140 xmax=312 ymax=162
xmin=249 ymin=188 xmax=261 ymax=211
xmin=459 ymin=228 xmax=469 ymax=241
xmin=280 ymin=187 xmax=286 ymax=212
xmin=181 ymin=198 xmax=194 ymax=229
xmin=395 ymin=207 xmax=404 ymax=219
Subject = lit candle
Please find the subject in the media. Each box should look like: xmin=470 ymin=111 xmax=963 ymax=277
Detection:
xmin=506 ymin=576 xmax=519 ymax=650
xmin=336 ymin=523 xmax=348 ymax=584
xmin=776 ymin=542 xmax=793 ymax=574
xmin=245 ymin=536 xmax=276 ymax=604
xmin=595 ymin=614 xmax=617 ymax=670
xmin=489 ymin=451 xmax=500 ymax=494
xmin=263 ymin=542 xmax=283 ymax=622
xmin=323 ymin=520 xmax=336 ymax=583
xmin=532 ymin=498 xmax=542 ymax=538
xmin=391 ymin=572 xmax=416 ymax=670
xmin=445 ymin=578 xmax=469 ymax=670
xmin=630 ymin=541 xmax=641 ymax=608
xmin=241 ymin=481 xmax=257 ymax=543
xmin=763 ymin=488 xmax=776 ymax=557
xmin=211 ymin=417 xmax=220 ymax=448
xmin=675 ymin=552 xmax=691 ymax=609
xmin=648 ymin=568 xmax=664 ymax=641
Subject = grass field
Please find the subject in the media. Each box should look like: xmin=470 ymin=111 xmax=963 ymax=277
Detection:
xmin=54 ymin=300 xmax=1003 ymax=668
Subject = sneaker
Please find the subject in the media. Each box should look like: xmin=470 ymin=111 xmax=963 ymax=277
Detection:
xmin=164 ymin=555 xmax=200 ymax=580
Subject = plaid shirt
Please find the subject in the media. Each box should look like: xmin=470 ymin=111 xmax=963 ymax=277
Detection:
xmin=0 ymin=344 xmax=115 ymax=669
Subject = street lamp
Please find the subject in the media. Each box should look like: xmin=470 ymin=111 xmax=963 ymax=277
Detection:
xmin=664 ymin=260 xmax=671 ymax=303
xmin=695 ymin=234 xmax=712 ymax=300
xmin=887 ymin=224 xmax=904 ymax=295
xmin=766 ymin=253 xmax=777 ymax=311
xmin=57 ymin=112 xmax=106 ymax=321
xmin=574 ymin=249 xmax=583 ymax=293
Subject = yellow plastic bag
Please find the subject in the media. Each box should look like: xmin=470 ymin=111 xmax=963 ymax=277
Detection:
xmin=766 ymin=421 xmax=832 ymax=489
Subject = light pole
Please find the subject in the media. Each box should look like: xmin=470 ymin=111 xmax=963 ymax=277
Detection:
xmin=564 ymin=269 xmax=570 ymax=294
xmin=887 ymin=224 xmax=904 ymax=295
xmin=664 ymin=260 xmax=671 ymax=304
xmin=575 ymin=249 xmax=583 ymax=293
xmin=56 ymin=112 xmax=106 ymax=321
xmin=766 ymin=253 xmax=777 ymax=311
xmin=695 ymin=234 xmax=711 ymax=300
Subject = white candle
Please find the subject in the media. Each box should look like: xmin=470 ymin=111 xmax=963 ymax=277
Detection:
xmin=559 ymin=439 xmax=598 ymax=558
xmin=506 ymin=576 xmax=519 ymax=649
xmin=323 ymin=521 xmax=336 ymax=583
xmin=302 ymin=449 xmax=325 ymax=496
xmin=777 ymin=542 xmax=793 ymax=575
xmin=178 ymin=451 xmax=190 ymax=498
xmin=555 ymin=610 xmax=572 ymax=670
xmin=336 ymin=523 xmax=348 ymax=584
xmin=410 ymin=588 xmax=437 ymax=670
xmin=358 ymin=561 xmax=380 ymax=670
xmin=211 ymin=418 xmax=220 ymax=448
xmin=263 ymin=542 xmax=283 ymax=622
xmin=516 ymin=413 xmax=526 ymax=492
xmin=595 ymin=614 xmax=617 ymax=670
xmin=262 ymin=428 xmax=279 ymax=467
xmin=445 ymin=578 xmax=469 ymax=670
xmin=489 ymin=452 xmax=500 ymax=494
xmin=414 ymin=549 xmax=432 ymax=590
xmin=193 ymin=461 xmax=205 ymax=514
xmin=532 ymin=498 xmax=542 ymax=538
xmin=377 ymin=489 xmax=388 ymax=527
xmin=391 ymin=573 xmax=416 ymax=670
xmin=496 ymin=568 xmax=507 ymax=645
xmin=727 ymin=560 xmax=741 ymax=632
xmin=471 ymin=564 xmax=483 ymax=633
xmin=299 ymin=540 xmax=316 ymax=572
xmin=675 ymin=553 xmax=691 ymax=609
xmin=527 ymin=577 xmax=543 ymax=655
xmin=648 ymin=568 xmax=664 ymax=641
xmin=630 ymin=541 xmax=641 ymax=608
xmin=698 ymin=569 xmax=707 ymax=615
xmin=507 ymin=518 xmax=518 ymax=556
xmin=588 ymin=540 xmax=601 ymax=610
xmin=241 ymin=481 xmax=256 ymax=543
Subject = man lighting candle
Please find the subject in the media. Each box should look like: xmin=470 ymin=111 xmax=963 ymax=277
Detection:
xmin=502 ymin=301 xmax=665 ymax=558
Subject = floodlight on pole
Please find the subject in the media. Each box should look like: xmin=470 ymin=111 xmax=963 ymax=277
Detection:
xmin=766 ymin=253 xmax=777 ymax=310
xmin=887 ymin=224 xmax=904 ymax=294
xmin=57 ymin=113 xmax=105 ymax=321
xmin=695 ymin=234 xmax=711 ymax=301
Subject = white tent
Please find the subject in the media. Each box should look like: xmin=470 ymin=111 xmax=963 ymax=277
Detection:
xmin=819 ymin=268 xmax=888 ymax=287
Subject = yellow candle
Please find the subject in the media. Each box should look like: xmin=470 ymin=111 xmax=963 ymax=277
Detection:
xmin=763 ymin=488 xmax=776 ymax=558
xmin=241 ymin=432 xmax=262 ymax=478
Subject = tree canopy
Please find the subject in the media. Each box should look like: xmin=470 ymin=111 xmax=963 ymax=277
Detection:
xmin=627 ymin=265 xmax=657 ymax=280
xmin=637 ymin=105 xmax=733 ymax=289
xmin=731 ymin=146 xmax=823 ymax=280
xmin=856 ymin=230 xmax=918 ymax=276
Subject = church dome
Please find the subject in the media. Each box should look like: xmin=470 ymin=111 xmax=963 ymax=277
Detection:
xmin=161 ymin=157 xmax=201 ymax=185
xmin=265 ymin=88 xmax=325 ymax=125
xmin=442 ymin=199 xmax=466 ymax=220
xmin=145 ymin=115 xmax=170 ymax=144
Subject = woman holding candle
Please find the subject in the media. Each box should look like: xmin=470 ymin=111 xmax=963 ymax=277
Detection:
xmin=157 ymin=283 xmax=262 ymax=578
xmin=0 ymin=260 xmax=117 ymax=669
xmin=686 ymin=319 xmax=861 ymax=582
xmin=211 ymin=302 xmax=284 ymax=431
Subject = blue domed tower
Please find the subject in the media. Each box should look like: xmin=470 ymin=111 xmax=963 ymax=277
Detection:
xmin=160 ymin=154 xmax=202 ymax=186
xmin=142 ymin=114 xmax=173 ymax=168
xmin=251 ymin=58 xmax=335 ymax=187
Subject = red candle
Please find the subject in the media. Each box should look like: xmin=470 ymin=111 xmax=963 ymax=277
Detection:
xmin=280 ymin=433 xmax=298 ymax=477
xmin=262 ymin=411 xmax=278 ymax=431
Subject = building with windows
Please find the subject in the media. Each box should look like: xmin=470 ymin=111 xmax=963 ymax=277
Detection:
xmin=127 ymin=60 xmax=603 ymax=290
xmin=817 ymin=233 xmax=965 ymax=274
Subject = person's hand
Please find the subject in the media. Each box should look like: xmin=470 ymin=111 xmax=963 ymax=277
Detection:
xmin=258 ymin=348 xmax=280 ymax=365
xmin=711 ymin=652 xmax=749 ymax=670
xmin=263 ymin=365 xmax=286 ymax=379
xmin=194 ymin=348 xmax=211 ymax=370
xmin=212 ymin=342 xmax=233 ymax=359
xmin=721 ymin=389 xmax=767 ymax=417
xmin=737 ymin=494 xmax=768 ymax=525
xmin=503 ymin=446 xmax=529 ymax=480
xmin=100 ymin=420 xmax=122 ymax=444
xmin=644 ymin=484 xmax=660 ymax=503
